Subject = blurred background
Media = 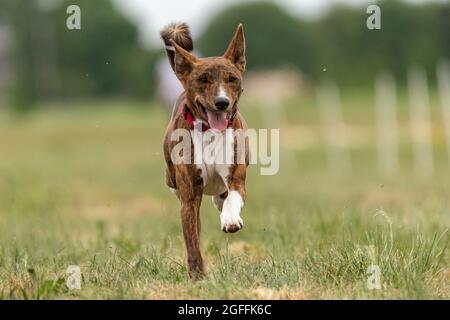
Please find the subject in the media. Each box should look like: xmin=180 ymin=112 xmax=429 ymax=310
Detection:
xmin=0 ymin=0 xmax=449 ymax=299
xmin=1 ymin=0 xmax=449 ymax=177
xmin=0 ymin=0 xmax=448 ymax=111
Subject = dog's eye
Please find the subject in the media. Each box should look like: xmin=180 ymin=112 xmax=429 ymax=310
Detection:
xmin=228 ymin=75 xmax=237 ymax=82
xmin=198 ymin=76 xmax=208 ymax=83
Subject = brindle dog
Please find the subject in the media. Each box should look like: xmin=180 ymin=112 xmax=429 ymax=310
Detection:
xmin=161 ymin=22 xmax=249 ymax=278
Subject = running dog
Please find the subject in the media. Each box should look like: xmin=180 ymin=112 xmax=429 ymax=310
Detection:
xmin=160 ymin=22 xmax=249 ymax=278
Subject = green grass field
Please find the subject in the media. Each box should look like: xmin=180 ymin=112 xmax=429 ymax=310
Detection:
xmin=0 ymin=95 xmax=448 ymax=299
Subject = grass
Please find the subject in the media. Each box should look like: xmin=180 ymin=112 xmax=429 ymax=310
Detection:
xmin=0 ymin=95 xmax=448 ymax=299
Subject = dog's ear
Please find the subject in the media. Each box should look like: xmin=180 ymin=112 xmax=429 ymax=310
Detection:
xmin=224 ymin=24 xmax=246 ymax=73
xmin=171 ymin=39 xmax=197 ymax=80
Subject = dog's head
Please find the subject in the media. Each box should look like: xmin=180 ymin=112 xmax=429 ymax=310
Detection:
xmin=171 ymin=24 xmax=246 ymax=131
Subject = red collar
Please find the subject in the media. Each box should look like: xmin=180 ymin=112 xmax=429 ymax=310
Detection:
xmin=183 ymin=104 xmax=237 ymax=132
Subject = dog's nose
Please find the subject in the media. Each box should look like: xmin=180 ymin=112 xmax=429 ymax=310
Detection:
xmin=215 ymin=97 xmax=230 ymax=110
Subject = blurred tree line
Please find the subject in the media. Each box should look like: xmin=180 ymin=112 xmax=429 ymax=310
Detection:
xmin=0 ymin=0 xmax=448 ymax=111
xmin=198 ymin=0 xmax=449 ymax=87
xmin=0 ymin=0 xmax=157 ymax=112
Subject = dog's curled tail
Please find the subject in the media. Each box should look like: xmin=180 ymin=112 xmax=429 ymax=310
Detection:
xmin=160 ymin=22 xmax=193 ymax=72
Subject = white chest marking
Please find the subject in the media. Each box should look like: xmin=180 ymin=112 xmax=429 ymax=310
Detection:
xmin=191 ymin=123 xmax=233 ymax=196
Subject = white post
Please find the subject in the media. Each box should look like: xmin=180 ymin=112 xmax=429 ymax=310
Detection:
xmin=375 ymin=71 xmax=399 ymax=176
xmin=436 ymin=59 xmax=450 ymax=168
xmin=407 ymin=65 xmax=434 ymax=178
xmin=259 ymin=99 xmax=297 ymax=174
xmin=316 ymin=80 xmax=352 ymax=176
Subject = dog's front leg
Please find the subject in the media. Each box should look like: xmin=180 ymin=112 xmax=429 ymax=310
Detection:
xmin=221 ymin=164 xmax=247 ymax=233
xmin=176 ymin=166 xmax=205 ymax=279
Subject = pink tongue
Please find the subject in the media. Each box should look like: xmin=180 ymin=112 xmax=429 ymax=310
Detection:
xmin=206 ymin=111 xmax=228 ymax=132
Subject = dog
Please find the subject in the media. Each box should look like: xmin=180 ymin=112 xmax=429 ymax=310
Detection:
xmin=160 ymin=22 xmax=249 ymax=278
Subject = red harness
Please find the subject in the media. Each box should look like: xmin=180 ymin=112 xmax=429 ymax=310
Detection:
xmin=183 ymin=104 xmax=237 ymax=132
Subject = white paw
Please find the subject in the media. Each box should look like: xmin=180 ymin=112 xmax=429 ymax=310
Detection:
xmin=220 ymin=191 xmax=244 ymax=233
xmin=220 ymin=212 xmax=243 ymax=233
